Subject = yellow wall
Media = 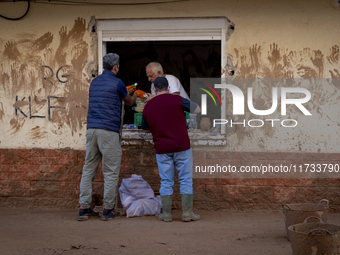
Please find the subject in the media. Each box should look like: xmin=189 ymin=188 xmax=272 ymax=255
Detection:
xmin=0 ymin=0 xmax=339 ymax=152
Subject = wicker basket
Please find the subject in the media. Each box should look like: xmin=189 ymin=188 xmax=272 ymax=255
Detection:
xmin=288 ymin=216 xmax=340 ymax=255
xmin=283 ymin=199 xmax=329 ymax=241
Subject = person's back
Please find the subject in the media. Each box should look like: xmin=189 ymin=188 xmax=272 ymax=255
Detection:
xmin=87 ymin=71 xmax=122 ymax=133
xmin=142 ymin=93 xmax=190 ymax=154
xmin=142 ymin=76 xmax=201 ymax=223
xmin=78 ymin=53 xmax=138 ymax=222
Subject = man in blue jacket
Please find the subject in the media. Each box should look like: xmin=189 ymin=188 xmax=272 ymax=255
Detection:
xmin=78 ymin=53 xmax=138 ymax=221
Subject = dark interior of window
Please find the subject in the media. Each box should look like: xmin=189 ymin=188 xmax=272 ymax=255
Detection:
xmin=106 ymin=40 xmax=221 ymax=127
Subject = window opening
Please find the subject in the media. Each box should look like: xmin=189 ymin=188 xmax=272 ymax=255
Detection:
xmin=96 ymin=17 xmax=232 ymax=134
xmin=106 ymin=40 xmax=221 ymax=126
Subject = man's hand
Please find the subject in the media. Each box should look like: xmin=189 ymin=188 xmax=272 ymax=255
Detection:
xmin=145 ymin=93 xmax=155 ymax=102
xmin=135 ymin=89 xmax=148 ymax=98
xmin=123 ymin=92 xmax=138 ymax=106
xmin=126 ymin=85 xmax=137 ymax=93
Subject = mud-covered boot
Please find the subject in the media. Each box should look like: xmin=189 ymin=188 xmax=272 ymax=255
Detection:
xmin=181 ymin=194 xmax=200 ymax=222
xmin=158 ymin=195 xmax=172 ymax=222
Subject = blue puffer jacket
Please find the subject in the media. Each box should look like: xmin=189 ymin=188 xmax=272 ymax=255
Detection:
xmin=87 ymin=70 xmax=122 ymax=133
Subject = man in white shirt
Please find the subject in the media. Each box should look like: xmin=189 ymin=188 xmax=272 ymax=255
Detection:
xmin=145 ymin=62 xmax=190 ymax=101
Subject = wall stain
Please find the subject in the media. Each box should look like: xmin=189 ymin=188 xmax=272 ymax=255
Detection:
xmin=0 ymin=102 xmax=4 ymax=121
xmin=34 ymin=32 xmax=54 ymax=52
xmin=34 ymin=95 xmax=47 ymax=104
xmin=310 ymin=50 xmax=324 ymax=77
xmin=0 ymin=17 xmax=89 ymax=137
xmin=234 ymin=44 xmax=340 ymax=79
xmin=3 ymin=41 xmax=21 ymax=61
xmin=249 ymin=44 xmax=261 ymax=73
xmin=231 ymin=43 xmax=340 ymax=144
xmin=297 ymin=65 xmax=318 ymax=79
xmin=327 ymin=45 xmax=339 ymax=64
xmin=10 ymin=117 xmax=25 ymax=135
xmin=267 ymin=43 xmax=282 ymax=67
xmin=13 ymin=100 xmax=29 ymax=108
xmin=28 ymin=126 xmax=48 ymax=140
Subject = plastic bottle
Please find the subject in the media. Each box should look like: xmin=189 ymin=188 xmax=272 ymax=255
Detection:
xmin=188 ymin=113 xmax=197 ymax=131
xmin=189 ymin=120 xmax=198 ymax=130
xmin=127 ymin=83 xmax=138 ymax=93
xmin=210 ymin=124 xmax=221 ymax=136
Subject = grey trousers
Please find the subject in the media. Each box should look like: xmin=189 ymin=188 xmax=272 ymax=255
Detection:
xmin=79 ymin=128 xmax=122 ymax=209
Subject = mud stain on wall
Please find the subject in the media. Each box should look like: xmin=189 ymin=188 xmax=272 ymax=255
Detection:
xmin=28 ymin=126 xmax=48 ymax=140
xmin=327 ymin=45 xmax=339 ymax=64
xmin=10 ymin=117 xmax=25 ymax=135
xmin=3 ymin=41 xmax=21 ymax=61
xmin=0 ymin=102 xmax=4 ymax=121
xmin=53 ymin=18 xmax=89 ymax=135
xmin=34 ymin=32 xmax=54 ymax=52
xmin=234 ymin=44 xmax=340 ymax=79
xmin=13 ymin=100 xmax=29 ymax=108
xmin=34 ymin=95 xmax=47 ymax=105
xmin=0 ymin=17 xmax=90 ymax=138
xmin=230 ymin=43 xmax=340 ymax=145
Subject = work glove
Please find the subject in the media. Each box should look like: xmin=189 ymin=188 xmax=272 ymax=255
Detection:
xmin=126 ymin=84 xmax=137 ymax=93
xmin=135 ymin=89 xmax=148 ymax=98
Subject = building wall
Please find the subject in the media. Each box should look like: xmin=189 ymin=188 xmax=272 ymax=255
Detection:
xmin=0 ymin=0 xmax=339 ymax=209
xmin=1 ymin=148 xmax=340 ymax=210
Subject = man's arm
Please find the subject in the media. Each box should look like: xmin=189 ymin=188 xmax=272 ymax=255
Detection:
xmin=182 ymin=97 xmax=201 ymax=114
xmin=168 ymin=75 xmax=181 ymax=94
xmin=123 ymin=92 xmax=137 ymax=106
xmin=171 ymin=92 xmax=180 ymax=96
xmin=192 ymin=104 xmax=201 ymax=114
xmin=167 ymin=75 xmax=189 ymax=99
xmin=118 ymin=81 xmax=138 ymax=106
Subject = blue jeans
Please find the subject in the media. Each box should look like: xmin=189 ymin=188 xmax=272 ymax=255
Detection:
xmin=156 ymin=148 xmax=193 ymax=196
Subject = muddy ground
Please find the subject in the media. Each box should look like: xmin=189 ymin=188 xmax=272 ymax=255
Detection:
xmin=1 ymin=208 xmax=339 ymax=255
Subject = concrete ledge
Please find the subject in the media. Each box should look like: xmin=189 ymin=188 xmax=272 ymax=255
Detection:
xmin=121 ymin=129 xmax=227 ymax=147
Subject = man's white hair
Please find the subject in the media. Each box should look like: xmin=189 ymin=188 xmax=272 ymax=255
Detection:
xmin=146 ymin=62 xmax=164 ymax=75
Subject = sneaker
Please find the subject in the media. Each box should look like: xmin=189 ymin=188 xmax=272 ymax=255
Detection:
xmin=78 ymin=207 xmax=99 ymax=221
xmin=101 ymin=207 xmax=120 ymax=221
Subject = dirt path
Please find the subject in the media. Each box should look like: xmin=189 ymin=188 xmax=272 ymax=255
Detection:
xmin=1 ymin=208 xmax=339 ymax=255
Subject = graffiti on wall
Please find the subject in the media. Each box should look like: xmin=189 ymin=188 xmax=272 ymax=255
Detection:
xmin=13 ymin=65 xmax=69 ymax=121
xmin=0 ymin=18 xmax=90 ymax=138
xmin=14 ymin=95 xmax=66 ymax=121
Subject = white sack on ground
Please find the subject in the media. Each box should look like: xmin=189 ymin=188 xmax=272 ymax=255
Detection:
xmin=119 ymin=175 xmax=161 ymax=218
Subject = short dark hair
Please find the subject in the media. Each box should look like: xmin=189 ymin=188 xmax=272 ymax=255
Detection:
xmin=154 ymin=76 xmax=169 ymax=92
xmin=103 ymin=53 xmax=119 ymax=71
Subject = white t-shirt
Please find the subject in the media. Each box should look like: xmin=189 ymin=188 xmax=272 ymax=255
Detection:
xmin=151 ymin=74 xmax=190 ymax=100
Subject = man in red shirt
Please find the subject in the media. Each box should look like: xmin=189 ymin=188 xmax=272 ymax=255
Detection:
xmin=142 ymin=76 xmax=200 ymax=222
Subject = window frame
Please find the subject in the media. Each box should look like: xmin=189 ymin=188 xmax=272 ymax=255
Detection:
xmin=96 ymin=17 xmax=230 ymax=135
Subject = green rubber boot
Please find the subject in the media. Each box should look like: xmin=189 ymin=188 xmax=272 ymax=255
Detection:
xmin=181 ymin=194 xmax=200 ymax=222
xmin=158 ymin=195 xmax=173 ymax=222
